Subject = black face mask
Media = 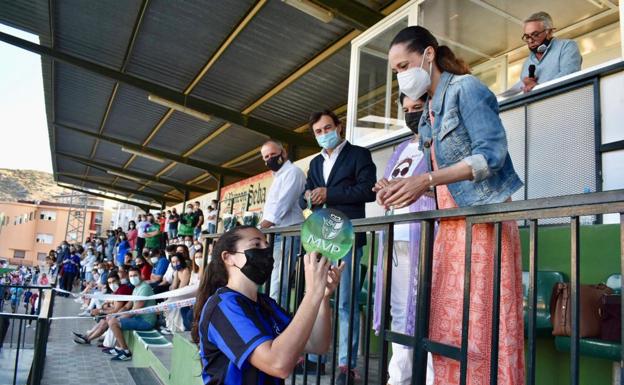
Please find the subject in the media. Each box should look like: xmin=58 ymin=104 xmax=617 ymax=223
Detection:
xmin=234 ymin=247 xmax=274 ymax=285
xmin=404 ymin=111 xmax=423 ymax=135
xmin=531 ymin=38 xmax=552 ymax=53
xmin=265 ymin=155 xmax=284 ymax=172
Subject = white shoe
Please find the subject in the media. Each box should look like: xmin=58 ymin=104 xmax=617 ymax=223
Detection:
xmin=78 ymin=311 xmax=90 ymax=316
xmin=74 ymin=298 xmax=83 ymax=303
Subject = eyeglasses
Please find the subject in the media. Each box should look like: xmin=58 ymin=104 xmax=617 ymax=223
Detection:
xmin=521 ymin=29 xmax=549 ymax=42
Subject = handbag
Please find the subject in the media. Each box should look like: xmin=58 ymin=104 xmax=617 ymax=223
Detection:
xmin=599 ymin=294 xmax=621 ymax=342
xmin=550 ymin=283 xmax=613 ymax=337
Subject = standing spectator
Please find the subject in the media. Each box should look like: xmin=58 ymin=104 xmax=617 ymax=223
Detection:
xmin=144 ymin=213 xmax=162 ymax=252
xmin=259 ymin=139 xmax=306 ymax=304
xmin=105 ymin=231 xmax=115 ymax=261
xmin=83 ymin=247 xmax=97 ymax=283
xmin=371 ymin=93 xmax=436 ymax=384
xmin=157 ymin=212 xmax=167 ymax=249
xmin=520 ymin=12 xmax=582 ymax=93
xmin=379 ymin=25 xmax=524 ymax=385
xmin=168 ymin=208 xmax=180 ymax=240
xmin=178 ymin=204 xmax=195 ymax=239
xmin=126 ymin=221 xmax=138 ymax=252
xmin=106 ymin=267 xmax=156 ymax=361
xmin=136 ymin=214 xmax=150 ymax=253
xmin=300 ymin=109 xmax=377 ymax=381
xmin=192 ymin=201 xmax=204 ymax=241
xmin=116 ymin=233 xmax=130 ymax=267
xmin=205 ymin=201 xmax=218 ymax=234
xmin=60 ymin=246 xmax=81 ymax=295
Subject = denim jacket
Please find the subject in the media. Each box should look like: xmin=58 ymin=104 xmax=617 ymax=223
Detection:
xmin=419 ymin=72 xmax=523 ymax=207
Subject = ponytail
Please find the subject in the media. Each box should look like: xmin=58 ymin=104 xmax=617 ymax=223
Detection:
xmin=390 ymin=26 xmax=470 ymax=75
xmin=191 ymin=225 xmax=256 ymax=343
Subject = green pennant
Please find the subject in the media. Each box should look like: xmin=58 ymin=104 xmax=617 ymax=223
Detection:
xmin=301 ymin=208 xmax=354 ymax=262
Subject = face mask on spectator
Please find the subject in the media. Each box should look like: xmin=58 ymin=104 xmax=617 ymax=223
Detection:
xmin=186 ymin=208 xmax=193 ymax=214
xmin=194 ymin=257 xmax=204 ymax=267
xmin=120 ymin=278 xmax=129 ymax=285
xmin=316 ymin=129 xmax=340 ymax=150
xmin=129 ymin=276 xmax=141 ymax=286
xmin=98 ymin=268 xmax=105 ymax=274
xmin=93 ymin=273 xmax=100 ymax=280
xmin=265 ymin=154 xmax=284 ymax=172
xmin=110 ymin=283 xmax=119 ymax=292
xmin=150 ymin=256 xmax=159 ymax=264
xmin=185 ymin=241 xmax=192 ymax=247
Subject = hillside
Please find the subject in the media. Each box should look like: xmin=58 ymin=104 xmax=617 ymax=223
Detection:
xmin=0 ymin=169 xmax=65 ymax=202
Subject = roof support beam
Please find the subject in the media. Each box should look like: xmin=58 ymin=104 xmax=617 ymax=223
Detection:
xmin=0 ymin=31 xmax=316 ymax=147
xmin=56 ymin=122 xmax=250 ymax=178
xmin=56 ymin=151 xmax=212 ymax=194
xmin=57 ymin=172 xmax=177 ymax=197
xmin=57 ymin=174 xmax=174 ymax=203
xmin=312 ymin=0 xmax=384 ymax=30
xmin=58 ymin=184 xmax=160 ymax=212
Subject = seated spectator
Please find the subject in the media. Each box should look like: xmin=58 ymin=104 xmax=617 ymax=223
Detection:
xmin=520 ymin=11 xmax=582 ymax=92
xmin=106 ymin=267 xmax=156 ymax=361
xmin=135 ymin=254 xmax=152 ymax=282
xmin=73 ymin=273 xmax=133 ymax=345
xmin=123 ymin=251 xmax=133 ymax=266
xmin=161 ymin=250 xmax=193 ymax=334
xmin=38 ymin=273 xmax=49 ymax=286
xmin=147 ymin=249 xmax=169 ymax=289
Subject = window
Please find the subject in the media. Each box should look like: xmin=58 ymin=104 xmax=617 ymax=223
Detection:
xmin=39 ymin=211 xmax=57 ymax=221
xmin=13 ymin=250 xmax=25 ymax=259
xmin=29 ymin=212 xmax=33 ymax=221
xmin=36 ymin=233 xmax=54 ymax=244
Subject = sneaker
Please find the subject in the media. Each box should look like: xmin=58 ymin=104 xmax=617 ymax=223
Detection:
xmin=294 ymin=358 xmax=326 ymax=375
xmin=111 ymin=350 xmax=132 ymax=361
xmin=336 ymin=365 xmax=360 ymax=385
xmin=160 ymin=327 xmax=173 ymax=335
xmin=102 ymin=347 xmax=119 ymax=355
xmin=96 ymin=343 xmax=106 ymax=348
xmin=72 ymin=331 xmax=84 ymax=338
xmin=73 ymin=335 xmax=90 ymax=345
xmin=78 ymin=311 xmax=90 ymax=317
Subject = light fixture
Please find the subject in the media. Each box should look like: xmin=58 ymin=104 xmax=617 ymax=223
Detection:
xmin=106 ymin=170 xmax=143 ymax=183
xmin=147 ymin=94 xmax=212 ymax=122
xmin=282 ymin=0 xmax=334 ymax=23
xmin=121 ymin=147 xmax=165 ymax=163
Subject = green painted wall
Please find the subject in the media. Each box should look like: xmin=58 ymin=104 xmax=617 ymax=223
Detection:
xmin=170 ymin=334 xmax=204 ymax=385
xmin=519 ymin=224 xmax=621 ymax=385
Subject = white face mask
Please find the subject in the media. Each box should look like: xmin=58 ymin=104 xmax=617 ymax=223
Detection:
xmin=194 ymin=258 xmax=204 ymax=267
xmin=185 ymin=241 xmax=192 ymax=247
xmin=150 ymin=257 xmax=159 ymax=264
xmin=397 ymin=48 xmax=432 ymax=102
xmin=110 ymin=283 xmax=119 ymax=292
xmin=129 ymin=276 xmax=141 ymax=286
xmin=120 ymin=278 xmax=129 ymax=284
xmin=98 ymin=268 xmax=105 ymax=274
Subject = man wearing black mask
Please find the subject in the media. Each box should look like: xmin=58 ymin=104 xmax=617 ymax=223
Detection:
xmin=259 ymin=139 xmax=306 ymax=305
xmin=520 ymin=12 xmax=581 ymax=93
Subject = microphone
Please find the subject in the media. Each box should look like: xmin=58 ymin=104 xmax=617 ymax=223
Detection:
xmin=528 ymin=64 xmax=536 ymax=79
xmin=537 ymin=44 xmax=548 ymax=53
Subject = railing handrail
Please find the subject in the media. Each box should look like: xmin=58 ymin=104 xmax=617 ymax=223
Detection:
xmin=201 ymin=189 xmax=624 ymax=239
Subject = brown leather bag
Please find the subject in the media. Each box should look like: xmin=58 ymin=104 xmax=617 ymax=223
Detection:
xmin=550 ymin=283 xmax=613 ymax=337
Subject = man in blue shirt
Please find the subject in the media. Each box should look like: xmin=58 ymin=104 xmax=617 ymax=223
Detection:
xmin=520 ymin=12 xmax=582 ymax=93
xmin=147 ymin=249 xmax=169 ymax=293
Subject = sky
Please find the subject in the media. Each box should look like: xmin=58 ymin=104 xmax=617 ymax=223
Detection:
xmin=0 ymin=24 xmax=53 ymax=173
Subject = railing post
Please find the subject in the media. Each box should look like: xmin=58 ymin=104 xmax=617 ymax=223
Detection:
xmin=363 ymin=231 xmax=375 ymax=385
xmin=619 ymin=213 xmax=624 ymax=385
xmin=377 ymin=224 xmax=393 ymax=385
xmin=490 ymin=222 xmax=502 ymax=385
xmin=459 ymin=222 xmax=474 ymax=385
xmin=527 ymin=219 xmax=539 ymax=385
xmin=570 ymin=216 xmax=581 ymax=385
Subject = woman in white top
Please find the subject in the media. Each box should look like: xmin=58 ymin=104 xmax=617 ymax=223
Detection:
xmin=162 ymin=249 xmax=197 ymax=334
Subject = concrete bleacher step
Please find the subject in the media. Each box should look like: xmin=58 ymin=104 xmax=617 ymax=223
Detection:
xmin=128 ymin=367 xmax=165 ymax=385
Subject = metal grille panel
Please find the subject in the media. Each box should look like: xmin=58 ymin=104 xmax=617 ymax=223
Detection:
xmin=500 ymin=106 xmax=526 ymax=202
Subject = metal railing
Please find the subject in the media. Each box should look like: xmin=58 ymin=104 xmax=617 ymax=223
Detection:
xmin=0 ymin=283 xmax=56 ymax=385
xmin=203 ymin=189 xmax=624 ymax=385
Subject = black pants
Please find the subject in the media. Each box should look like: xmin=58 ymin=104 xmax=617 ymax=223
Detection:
xmin=62 ymin=271 xmax=76 ymax=293
xmin=136 ymin=237 xmax=146 ymax=253
xmin=0 ymin=316 xmax=9 ymax=349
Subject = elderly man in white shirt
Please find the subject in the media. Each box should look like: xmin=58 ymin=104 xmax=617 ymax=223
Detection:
xmin=259 ymin=140 xmax=306 ymax=305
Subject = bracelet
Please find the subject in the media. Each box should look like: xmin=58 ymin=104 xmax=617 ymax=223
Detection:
xmin=427 ymin=172 xmax=435 ymax=191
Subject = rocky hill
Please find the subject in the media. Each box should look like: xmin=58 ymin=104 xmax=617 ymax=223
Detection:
xmin=0 ymin=169 xmax=65 ymax=202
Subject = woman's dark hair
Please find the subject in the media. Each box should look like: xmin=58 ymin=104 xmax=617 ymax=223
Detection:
xmin=128 ymin=220 xmax=136 ymax=230
xmin=399 ymin=92 xmax=428 ymax=106
xmin=191 ymin=225 xmax=256 ymax=343
xmin=176 ymin=244 xmax=190 ymax=260
xmin=390 ymin=26 xmax=470 ymax=75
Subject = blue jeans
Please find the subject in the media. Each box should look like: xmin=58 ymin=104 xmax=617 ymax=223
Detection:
xmin=193 ymin=227 xmax=201 ymax=241
xmin=269 ymin=234 xmax=300 ymax=307
xmin=207 ymin=223 xmax=216 ymax=234
xmin=311 ymin=246 xmax=363 ymax=368
xmin=168 ymin=228 xmax=178 ymax=239
xmin=120 ymin=316 xmax=154 ymax=331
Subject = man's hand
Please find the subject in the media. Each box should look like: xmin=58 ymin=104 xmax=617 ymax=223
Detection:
xmin=522 ymin=76 xmax=538 ymax=93
xmin=259 ymin=219 xmax=274 ymax=229
xmin=310 ymin=187 xmax=327 ymax=206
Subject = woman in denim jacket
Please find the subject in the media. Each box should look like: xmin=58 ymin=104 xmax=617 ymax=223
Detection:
xmin=377 ymin=26 xmax=524 ymax=385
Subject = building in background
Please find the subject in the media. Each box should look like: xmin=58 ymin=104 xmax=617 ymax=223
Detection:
xmin=0 ymin=199 xmax=105 ymax=266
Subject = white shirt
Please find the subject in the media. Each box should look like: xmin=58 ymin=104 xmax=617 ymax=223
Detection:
xmin=388 ymin=142 xmax=424 ymax=241
xmin=206 ymin=209 xmax=217 ymax=225
xmin=262 ymin=160 xmax=306 ymax=227
xmin=321 ymin=140 xmax=348 ymax=183
xmin=137 ymin=220 xmax=150 ymax=238
xmin=163 ymin=263 xmax=175 ymax=284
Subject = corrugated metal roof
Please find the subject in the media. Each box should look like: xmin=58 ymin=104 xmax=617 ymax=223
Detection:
xmin=147 ymin=111 xmax=226 ymax=154
xmin=190 ymin=0 xmax=351 ymax=111
xmin=125 ymin=156 xmax=166 ymax=175
xmin=54 ymin=0 xmax=142 ymax=69
xmin=191 ymin=124 xmax=268 ymax=165
xmin=103 ymin=84 xmax=169 ymax=143
xmin=54 ymin=63 xmax=116 ymax=130
xmin=161 ymin=163 xmax=206 ymax=183
xmin=54 ymin=125 xmax=96 ymax=158
xmin=0 ymin=0 xmax=50 ymax=37
xmin=124 ymin=0 xmax=255 ymax=91
xmin=250 ymin=46 xmax=351 ymax=128
xmin=93 ymin=142 xmax=133 ymax=168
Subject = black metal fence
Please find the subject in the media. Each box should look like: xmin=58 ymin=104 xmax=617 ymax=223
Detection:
xmin=0 ymin=283 xmax=56 ymax=385
xmin=203 ymin=189 xmax=624 ymax=385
